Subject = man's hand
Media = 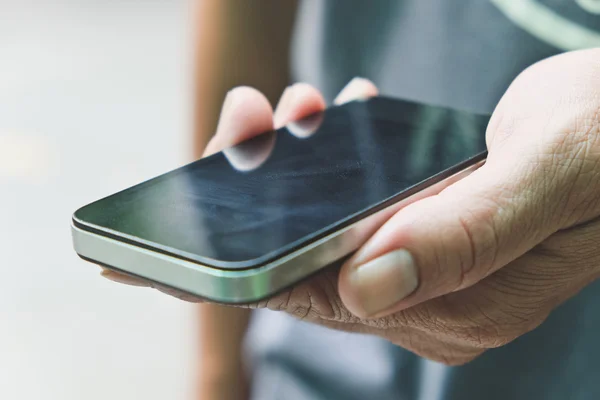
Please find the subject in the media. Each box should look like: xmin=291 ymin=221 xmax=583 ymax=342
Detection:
xmin=102 ymin=49 xmax=600 ymax=366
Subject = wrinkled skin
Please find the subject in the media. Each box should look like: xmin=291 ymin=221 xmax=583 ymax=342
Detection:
xmin=103 ymin=49 xmax=600 ymax=365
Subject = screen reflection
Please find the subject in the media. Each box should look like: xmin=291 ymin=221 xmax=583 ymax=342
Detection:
xmin=223 ymin=132 xmax=277 ymax=172
xmin=75 ymin=97 xmax=489 ymax=268
xmin=222 ymin=112 xmax=324 ymax=172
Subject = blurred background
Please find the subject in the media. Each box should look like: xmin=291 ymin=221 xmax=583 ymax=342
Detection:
xmin=0 ymin=1 xmax=198 ymax=398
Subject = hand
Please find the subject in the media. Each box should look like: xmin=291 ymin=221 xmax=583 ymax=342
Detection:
xmin=102 ymin=48 xmax=600 ymax=365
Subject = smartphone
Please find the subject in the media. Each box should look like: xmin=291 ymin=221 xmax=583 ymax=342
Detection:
xmin=72 ymin=97 xmax=489 ymax=303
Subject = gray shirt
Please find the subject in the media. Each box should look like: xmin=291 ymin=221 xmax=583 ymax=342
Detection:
xmin=247 ymin=1 xmax=600 ymax=399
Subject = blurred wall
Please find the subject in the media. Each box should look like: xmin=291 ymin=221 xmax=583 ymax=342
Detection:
xmin=0 ymin=1 xmax=198 ymax=399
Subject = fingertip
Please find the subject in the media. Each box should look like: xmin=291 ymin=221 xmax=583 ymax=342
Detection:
xmin=338 ymin=249 xmax=419 ymax=319
xmin=204 ymin=86 xmax=274 ymax=157
xmin=334 ymin=77 xmax=379 ymax=105
xmin=154 ymin=285 xmax=205 ymax=303
xmin=274 ymin=82 xmax=326 ymax=128
xmin=101 ymin=269 xmax=151 ymax=287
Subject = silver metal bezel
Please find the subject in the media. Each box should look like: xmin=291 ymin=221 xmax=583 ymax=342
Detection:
xmin=72 ymin=159 xmax=485 ymax=303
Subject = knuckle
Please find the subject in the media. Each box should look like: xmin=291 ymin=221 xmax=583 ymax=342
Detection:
xmin=453 ymin=200 xmax=503 ymax=287
xmin=455 ymin=212 xmax=479 ymax=284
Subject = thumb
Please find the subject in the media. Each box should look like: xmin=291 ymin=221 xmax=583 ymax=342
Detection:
xmin=338 ymin=158 xmax=559 ymax=319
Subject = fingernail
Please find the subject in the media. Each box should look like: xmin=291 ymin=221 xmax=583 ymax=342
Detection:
xmin=348 ymin=250 xmax=418 ymax=317
xmin=273 ymin=85 xmax=296 ymax=128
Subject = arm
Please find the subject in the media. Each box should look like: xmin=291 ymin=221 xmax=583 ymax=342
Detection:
xmin=193 ymin=2 xmax=298 ymax=399
xmin=196 ymin=304 xmax=252 ymax=400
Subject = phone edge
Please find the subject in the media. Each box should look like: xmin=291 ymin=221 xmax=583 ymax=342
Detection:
xmin=72 ymin=157 xmax=486 ymax=303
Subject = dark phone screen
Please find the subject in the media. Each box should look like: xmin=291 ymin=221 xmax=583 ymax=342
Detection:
xmin=75 ymin=97 xmax=489 ymax=269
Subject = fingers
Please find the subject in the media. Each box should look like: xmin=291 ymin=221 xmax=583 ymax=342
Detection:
xmin=101 ymin=268 xmax=203 ymax=301
xmin=101 ymin=269 xmax=151 ymax=287
xmin=276 ymin=78 xmax=377 ymax=138
xmin=338 ymin=158 xmax=560 ymax=319
xmin=273 ymin=78 xmax=377 ymax=136
xmin=206 ymin=77 xmax=377 ymax=159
